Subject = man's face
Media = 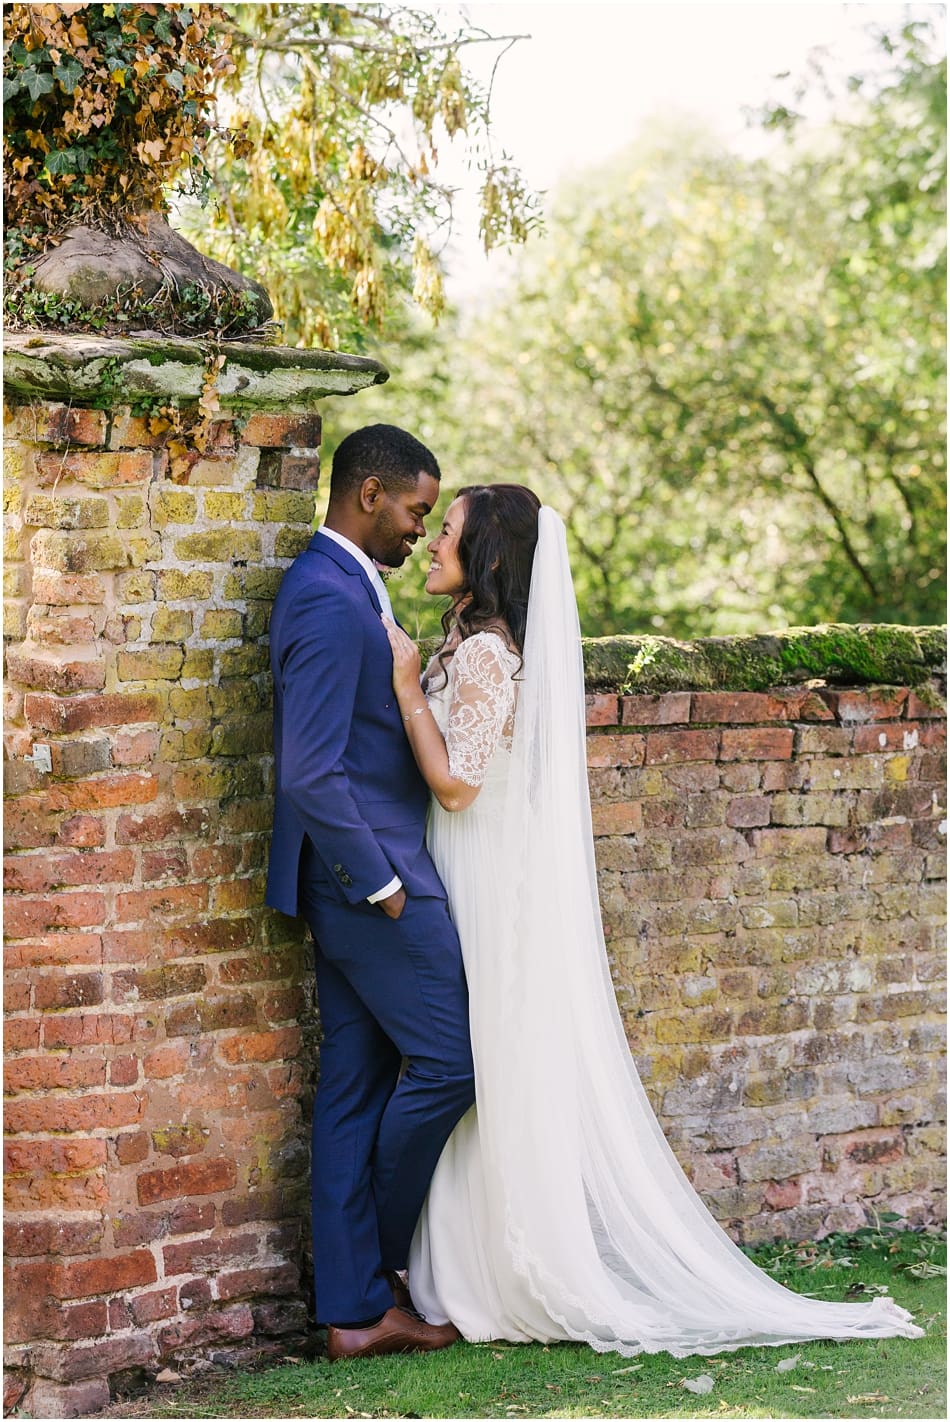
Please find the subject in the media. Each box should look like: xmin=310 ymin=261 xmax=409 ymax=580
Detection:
xmin=369 ymin=472 xmax=440 ymax=568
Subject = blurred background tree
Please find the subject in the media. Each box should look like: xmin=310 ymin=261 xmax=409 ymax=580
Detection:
xmin=318 ymin=16 xmax=946 ymax=638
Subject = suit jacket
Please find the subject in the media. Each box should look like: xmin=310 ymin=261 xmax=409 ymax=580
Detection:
xmin=265 ymin=532 xmax=445 ymax=916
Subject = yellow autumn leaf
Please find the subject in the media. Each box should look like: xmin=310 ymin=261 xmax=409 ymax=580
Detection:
xmin=110 ymin=69 xmax=126 ymax=87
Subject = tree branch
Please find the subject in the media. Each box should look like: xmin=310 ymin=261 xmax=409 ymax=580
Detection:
xmin=754 ymin=391 xmax=880 ymax=597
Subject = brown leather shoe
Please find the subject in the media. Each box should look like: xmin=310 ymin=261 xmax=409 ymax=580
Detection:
xmin=327 ymin=1306 xmax=460 ymax=1361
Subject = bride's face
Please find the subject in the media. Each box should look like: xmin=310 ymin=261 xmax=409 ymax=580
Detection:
xmin=425 ymin=496 xmax=467 ymax=599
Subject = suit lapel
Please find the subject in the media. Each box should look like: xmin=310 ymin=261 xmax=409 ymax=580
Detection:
xmin=310 ymin=533 xmax=385 ymax=617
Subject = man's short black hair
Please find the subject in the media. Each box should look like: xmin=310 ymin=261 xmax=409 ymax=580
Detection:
xmin=330 ymin=424 xmax=441 ymax=501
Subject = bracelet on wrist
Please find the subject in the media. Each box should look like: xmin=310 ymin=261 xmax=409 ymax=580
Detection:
xmin=402 ymin=704 xmax=427 ymax=722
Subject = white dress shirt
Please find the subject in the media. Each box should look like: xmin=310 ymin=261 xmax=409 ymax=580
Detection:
xmin=315 ymin=526 xmax=402 ymax=905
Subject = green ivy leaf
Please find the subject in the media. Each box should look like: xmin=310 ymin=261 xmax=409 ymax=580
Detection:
xmin=44 ymin=148 xmax=78 ymax=175
xmin=54 ymin=59 xmax=84 ymax=95
xmin=165 ymin=70 xmax=184 ymax=92
xmin=22 ymin=69 xmax=55 ymax=102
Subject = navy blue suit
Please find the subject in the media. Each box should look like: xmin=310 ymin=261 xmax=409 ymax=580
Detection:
xmin=266 ymin=532 xmax=474 ymax=1323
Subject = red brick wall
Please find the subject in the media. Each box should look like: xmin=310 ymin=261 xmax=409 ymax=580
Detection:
xmin=588 ymin=687 xmax=946 ymax=1243
xmin=4 ymin=399 xmax=318 ymax=1417
xmin=3 ymin=393 xmax=946 ymax=1417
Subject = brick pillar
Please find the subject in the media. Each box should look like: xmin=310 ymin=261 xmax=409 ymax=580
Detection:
xmin=3 ymin=334 xmax=386 ymax=1418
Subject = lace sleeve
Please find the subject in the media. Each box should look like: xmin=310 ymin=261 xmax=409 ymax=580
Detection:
xmin=445 ymin=634 xmax=518 ymax=788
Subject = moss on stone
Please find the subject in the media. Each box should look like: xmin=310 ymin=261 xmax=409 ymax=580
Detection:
xmin=581 ymin=623 xmax=946 ymax=694
xmin=418 ymin=623 xmax=945 ymax=694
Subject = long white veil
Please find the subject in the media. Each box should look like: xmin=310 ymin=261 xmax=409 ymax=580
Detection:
xmin=477 ymin=505 xmax=923 ymax=1354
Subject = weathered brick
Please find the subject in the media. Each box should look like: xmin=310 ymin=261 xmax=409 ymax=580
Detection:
xmin=4 ymin=1091 xmax=145 ymax=1134
xmin=116 ymin=646 xmax=184 ymax=681
xmin=721 ymin=728 xmax=794 ymax=761
xmin=645 ymin=730 xmax=719 ymax=764
xmin=751 ymin=826 xmax=828 ymax=857
xmin=174 ymin=528 xmax=262 ymax=563
xmin=151 ymin=607 xmax=194 ymax=642
xmin=112 ymin=963 xmax=208 ymax=1003
xmin=24 ymin=690 xmax=161 ymax=733
xmin=241 ymin=410 xmax=322 ymax=447
xmin=585 ymin=693 xmax=619 ymax=726
xmin=34 ymin=449 xmax=153 ymax=488
xmin=6 ymin=646 xmax=106 ymax=694
xmin=137 ymin=1156 xmax=237 ymax=1205
xmin=824 ymin=688 xmax=909 ymax=723
xmin=15 ymin=402 xmax=109 ymax=448
xmin=32 ymin=970 xmax=105 ymax=1010
xmin=218 ymin=1027 xmax=301 ymax=1064
xmin=24 ymin=494 xmax=110 ymax=530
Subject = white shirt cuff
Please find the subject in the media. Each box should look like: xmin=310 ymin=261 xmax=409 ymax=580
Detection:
xmin=367 ymin=875 xmax=403 ymax=904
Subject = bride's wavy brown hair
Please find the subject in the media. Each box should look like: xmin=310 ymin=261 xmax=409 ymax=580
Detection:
xmin=431 ymin=483 xmax=541 ymax=685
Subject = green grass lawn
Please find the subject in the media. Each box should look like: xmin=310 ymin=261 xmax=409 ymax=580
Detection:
xmin=109 ymin=1227 xmax=946 ymax=1421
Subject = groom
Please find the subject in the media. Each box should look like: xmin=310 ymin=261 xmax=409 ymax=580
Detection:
xmin=266 ymin=424 xmax=474 ymax=1360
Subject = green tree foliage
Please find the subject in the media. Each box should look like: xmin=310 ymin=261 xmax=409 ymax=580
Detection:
xmin=3 ymin=3 xmax=231 ymax=240
xmin=322 ymin=19 xmax=946 ymax=637
xmin=180 ymin=3 xmax=541 ymax=348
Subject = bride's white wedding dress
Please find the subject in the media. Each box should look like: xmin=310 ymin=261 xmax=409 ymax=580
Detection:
xmin=406 ymin=508 xmax=923 ymax=1356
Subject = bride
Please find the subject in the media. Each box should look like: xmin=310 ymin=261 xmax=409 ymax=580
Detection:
xmin=382 ymin=484 xmax=923 ymax=1356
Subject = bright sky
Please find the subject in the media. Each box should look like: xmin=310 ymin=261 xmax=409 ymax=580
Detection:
xmin=436 ymin=0 xmax=944 ymax=296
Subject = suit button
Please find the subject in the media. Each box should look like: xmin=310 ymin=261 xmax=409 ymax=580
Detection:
xmin=333 ymin=863 xmax=343 ymax=873
xmin=341 ymin=874 xmax=353 ymax=887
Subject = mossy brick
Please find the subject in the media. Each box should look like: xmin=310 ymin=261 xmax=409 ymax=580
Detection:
xmin=209 ymin=680 xmax=264 ymax=716
xmin=219 ymin=644 xmax=269 ymax=678
xmin=3 ymin=564 xmax=29 ymax=597
xmin=241 ymin=410 xmax=322 ymax=448
xmin=796 ymin=726 xmax=853 ymax=755
xmin=30 ymin=530 xmax=133 ymax=574
xmin=906 ymin=688 xmax=947 ymax=719
xmin=252 ymin=490 xmax=316 ymax=524
xmin=151 ymin=608 xmax=194 ymax=642
xmin=6 ymin=647 xmax=106 ymax=693
xmin=3 ymin=479 xmax=22 ymax=516
xmin=34 ymin=450 xmax=153 ymax=488
xmin=168 ymin=687 xmax=212 ymax=719
xmin=274 ymin=526 xmax=314 ymax=559
xmin=768 ymin=791 xmax=851 ymax=827
xmin=151 ymin=488 xmax=198 ymax=526
xmin=243 ymin=603 xmax=271 ymax=639
xmin=203 ymin=491 xmax=248 ymax=521
xmin=200 ymin=609 xmax=243 ymax=638
xmin=211 ymin=714 xmax=272 ymax=757
xmin=174 ymin=529 xmax=261 ymax=562
xmin=159 ymin=726 xmax=212 ymax=760
xmin=4 ymin=603 xmax=28 ymax=640
xmin=182 ymin=648 xmax=214 ymax=680
xmin=4 ymin=527 xmax=23 ymax=563
xmin=172 ymin=760 xmax=264 ymax=801
xmin=23 ymin=494 xmax=110 ymax=530
xmin=150 ymin=1123 xmax=208 ymax=1158
xmin=116 ymin=647 xmax=184 ymax=682
xmin=114 ymin=493 xmax=147 ymax=529
xmin=115 ymin=570 xmax=157 ymax=604
xmin=158 ymin=568 xmax=214 ymax=600
xmin=223 ymin=567 xmax=284 ymax=600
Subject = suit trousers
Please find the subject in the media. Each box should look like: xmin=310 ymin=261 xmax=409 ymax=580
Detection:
xmin=299 ymin=846 xmax=475 ymax=1324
